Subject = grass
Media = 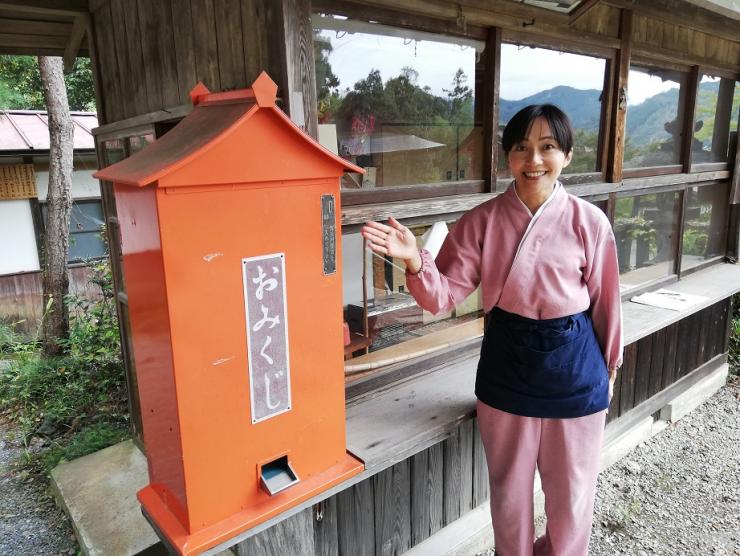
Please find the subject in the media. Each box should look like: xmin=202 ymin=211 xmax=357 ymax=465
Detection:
xmin=729 ymin=294 xmax=739 ymax=377
xmin=0 ymin=259 xmax=130 ymax=475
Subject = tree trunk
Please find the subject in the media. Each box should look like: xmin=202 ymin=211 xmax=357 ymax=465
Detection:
xmin=38 ymin=56 xmax=73 ymax=356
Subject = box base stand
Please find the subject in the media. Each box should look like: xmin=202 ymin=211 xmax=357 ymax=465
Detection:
xmin=139 ymin=452 xmax=364 ymax=555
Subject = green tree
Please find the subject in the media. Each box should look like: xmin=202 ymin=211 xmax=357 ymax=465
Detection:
xmin=0 ymin=55 xmax=95 ymax=111
xmin=314 ymin=32 xmax=341 ymax=122
xmin=444 ymin=68 xmax=473 ymax=124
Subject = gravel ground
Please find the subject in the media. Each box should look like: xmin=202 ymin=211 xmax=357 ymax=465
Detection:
xmin=0 ymin=417 xmax=78 ymax=556
xmin=589 ymin=377 xmax=740 ymax=555
xmin=479 ymin=376 xmax=740 ymax=556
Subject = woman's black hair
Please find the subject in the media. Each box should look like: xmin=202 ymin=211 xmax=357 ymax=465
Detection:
xmin=501 ymin=104 xmax=574 ymax=155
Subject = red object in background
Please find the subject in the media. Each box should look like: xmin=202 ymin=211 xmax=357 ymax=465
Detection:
xmin=343 ymin=321 xmax=351 ymax=346
xmin=94 ymin=72 xmax=364 ymax=555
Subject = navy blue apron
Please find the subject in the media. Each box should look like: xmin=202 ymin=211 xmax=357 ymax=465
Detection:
xmin=475 ymin=307 xmax=609 ymax=419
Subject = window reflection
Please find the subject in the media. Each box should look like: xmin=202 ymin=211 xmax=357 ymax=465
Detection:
xmin=624 ymin=66 xmax=686 ymax=169
xmin=342 ymin=220 xmax=483 ymax=370
xmin=498 ymin=44 xmax=607 ymax=178
xmin=693 ymin=77 xmax=740 ymax=164
xmin=615 ymin=192 xmax=680 ymax=291
xmin=681 ymin=184 xmax=729 ymax=271
xmin=313 ymin=16 xmax=484 ymax=190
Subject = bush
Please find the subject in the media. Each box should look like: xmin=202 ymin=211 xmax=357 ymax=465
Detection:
xmin=0 ymin=258 xmax=129 ymax=473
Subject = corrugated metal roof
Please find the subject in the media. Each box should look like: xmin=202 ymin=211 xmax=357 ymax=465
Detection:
xmin=0 ymin=110 xmax=98 ymax=153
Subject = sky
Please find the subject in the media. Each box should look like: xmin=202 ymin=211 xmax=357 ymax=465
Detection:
xmin=318 ymin=30 xmax=681 ymax=106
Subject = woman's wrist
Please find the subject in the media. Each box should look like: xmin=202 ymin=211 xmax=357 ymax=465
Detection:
xmin=405 ymin=250 xmax=423 ymax=275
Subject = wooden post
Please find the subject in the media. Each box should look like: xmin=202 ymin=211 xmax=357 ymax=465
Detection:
xmin=709 ymin=77 xmax=735 ymax=162
xmin=681 ymin=66 xmax=700 ymax=174
xmin=268 ymin=0 xmax=319 ymax=139
xmin=482 ymin=27 xmax=502 ymax=192
xmin=606 ymin=8 xmax=632 ymax=183
xmin=731 ymin=105 xmax=740 ymax=204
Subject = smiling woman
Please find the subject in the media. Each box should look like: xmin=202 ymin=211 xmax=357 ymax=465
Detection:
xmin=362 ymin=103 xmax=622 ymax=555
xmin=498 ymin=44 xmax=608 ymax=178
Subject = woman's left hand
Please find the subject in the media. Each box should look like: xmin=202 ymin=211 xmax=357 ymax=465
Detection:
xmin=608 ymin=369 xmax=617 ymax=403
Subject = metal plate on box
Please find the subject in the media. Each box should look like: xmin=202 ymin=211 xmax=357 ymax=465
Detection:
xmin=322 ymin=194 xmax=336 ymax=275
xmin=242 ymin=253 xmax=291 ymax=423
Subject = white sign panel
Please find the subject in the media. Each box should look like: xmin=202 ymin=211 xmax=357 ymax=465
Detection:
xmin=242 ymin=253 xmax=291 ymax=423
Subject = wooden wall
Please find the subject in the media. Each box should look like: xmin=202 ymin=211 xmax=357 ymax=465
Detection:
xmin=0 ymin=266 xmax=100 ymax=335
xmin=609 ymin=299 xmax=731 ymax=423
xmin=233 ymin=297 xmax=732 ymax=555
xmin=237 ymin=418 xmax=489 ymax=556
xmin=90 ymin=0 xmax=270 ymax=123
xmin=89 ymin=0 xmax=317 ymax=135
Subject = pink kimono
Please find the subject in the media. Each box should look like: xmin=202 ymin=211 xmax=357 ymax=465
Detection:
xmin=406 ymin=182 xmax=623 ymax=555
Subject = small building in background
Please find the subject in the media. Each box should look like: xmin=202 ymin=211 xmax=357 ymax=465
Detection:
xmin=0 ymin=110 xmax=103 ymax=333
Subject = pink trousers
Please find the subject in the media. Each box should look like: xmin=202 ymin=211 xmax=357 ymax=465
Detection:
xmin=476 ymin=401 xmax=606 ymax=556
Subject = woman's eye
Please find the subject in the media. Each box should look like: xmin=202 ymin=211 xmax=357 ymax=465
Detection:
xmin=543 ymin=143 xmax=557 ymax=150
xmin=515 ymin=144 xmax=527 ymax=151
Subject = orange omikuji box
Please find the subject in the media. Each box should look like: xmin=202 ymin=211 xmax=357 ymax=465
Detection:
xmin=94 ymin=73 xmax=364 ymax=555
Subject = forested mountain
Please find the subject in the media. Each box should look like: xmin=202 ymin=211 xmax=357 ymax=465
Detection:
xmin=500 ymin=81 xmax=739 ymax=147
xmin=499 ymin=86 xmax=603 ymax=130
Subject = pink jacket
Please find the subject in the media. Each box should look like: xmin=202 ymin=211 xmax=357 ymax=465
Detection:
xmin=406 ymin=183 xmax=623 ymax=372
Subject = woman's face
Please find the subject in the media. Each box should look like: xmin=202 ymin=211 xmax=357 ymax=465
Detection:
xmin=507 ymin=117 xmax=572 ymax=192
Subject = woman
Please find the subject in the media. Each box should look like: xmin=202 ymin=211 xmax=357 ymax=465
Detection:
xmin=362 ymin=104 xmax=622 ymax=556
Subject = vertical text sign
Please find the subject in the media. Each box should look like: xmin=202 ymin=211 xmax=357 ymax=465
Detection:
xmin=242 ymin=253 xmax=291 ymax=423
xmin=322 ymin=194 xmax=336 ymax=275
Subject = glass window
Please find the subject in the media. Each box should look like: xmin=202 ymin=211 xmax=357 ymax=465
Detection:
xmin=624 ymin=65 xmax=687 ymax=170
xmin=498 ymin=44 xmax=607 ymax=178
xmin=128 ymin=134 xmax=155 ymax=155
xmin=681 ymin=183 xmax=729 ymax=271
xmin=693 ymin=76 xmax=740 ymax=164
xmin=342 ymin=218 xmax=483 ymax=374
xmin=313 ymin=16 xmax=484 ymax=192
xmin=102 ymin=139 xmax=125 ymax=166
xmin=614 ymin=191 xmax=680 ymax=291
xmin=42 ymin=200 xmax=106 ymax=263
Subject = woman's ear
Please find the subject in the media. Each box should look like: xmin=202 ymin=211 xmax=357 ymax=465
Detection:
xmin=563 ymin=150 xmax=573 ymax=168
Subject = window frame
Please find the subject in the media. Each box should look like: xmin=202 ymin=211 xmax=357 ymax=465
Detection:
xmin=689 ymin=69 xmax=740 ymax=173
xmin=94 ymin=121 xmax=173 ymax=451
xmin=311 ymin=8 xmax=494 ymax=205
xmin=38 ymin=197 xmax=108 ymax=265
xmin=621 ymin=58 xmax=692 ymax=178
xmin=331 ymin=17 xmax=737 ymax=388
xmin=498 ymin=35 xmax=615 ymax=184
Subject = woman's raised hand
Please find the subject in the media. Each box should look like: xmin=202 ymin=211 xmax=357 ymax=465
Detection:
xmin=361 ymin=217 xmax=422 ymax=273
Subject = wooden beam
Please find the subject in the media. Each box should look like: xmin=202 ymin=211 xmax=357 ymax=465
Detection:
xmin=0 ymin=31 xmax=66 ymax=49
xmin=603 ymin=0 xmax=740 ymax=46
xmin=63 ymin=13 xmax=87 ymax=73
xmin=0 ymin=0 xmax=88 ymax=16
xmin=329 ymin=0 xmax=621 ymax=50
xmin=312 ymin=0 xmax=487 ymax=40
xmin=632 ymin=42 xmax=740 ymax=76
xmin=0 ymin=17 xmax=69 ymax=35
xmin=569 ymin=0 xmax=601 ymax=26
xmin=269 ymin=0 xmax=318 ymax=138
xmin=681 ymin=65 xmax=700 ymax=173
xmin=606 ymin=8 xmax=632 ymax=183
xmin=482 ymin=27 xmax=502 ymax=192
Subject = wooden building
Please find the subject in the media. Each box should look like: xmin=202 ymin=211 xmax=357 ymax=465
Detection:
xmin=0 ymin=110 xmax=103 ymax=334
xmin=1 ymin=0 xmax=739 ymax=554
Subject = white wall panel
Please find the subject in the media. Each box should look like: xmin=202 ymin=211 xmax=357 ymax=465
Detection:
xmin=0 ymin=200 xmax=40 ymax=275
